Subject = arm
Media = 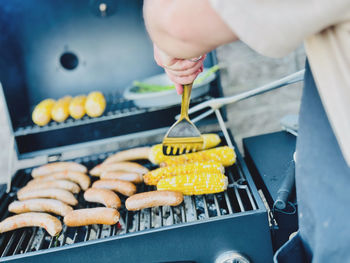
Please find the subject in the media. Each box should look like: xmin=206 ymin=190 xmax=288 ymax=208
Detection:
xmin=143 ymin=0 xmax=237 ymax=59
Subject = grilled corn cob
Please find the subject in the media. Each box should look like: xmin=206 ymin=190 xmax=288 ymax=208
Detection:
xmin=51 ymin=96 xmax=72 ymax=122
xmin=157 ymin=146 xmax=235 ymax=167
xmin=149 ymin=134 xmax=221 ymax=164
xmin=85 ymin=91 xmax=106 ymax=117
xmin=157 ymin=172 xmax=228 ymax=195
xmin=144 ymin=161 xmax=224 ymax=185
xmin=69 ymin=95 xmax=86 ymax=119
xmin=32 ymin=99 xmax=56 ymax=126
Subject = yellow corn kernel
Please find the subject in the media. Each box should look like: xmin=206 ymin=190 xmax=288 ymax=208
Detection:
xmin=69 ymin=95 xmax=86 ymax=119
xmin=85 ymin=91 xmax=106 ymax=117
xmin=51 ymin=96 xmax=72 ymax=122
xmin=144 ymin=161 xmax=224 ymax=185
xmin=156 ymin=146 xmax=236 ymax=167
xmin=149 ymin=134 xmax=222 ymax=164
xmin=32 ymin=99 xmax=56 ymax=126
xmin=157 ymin=172 xmax=228 ymax=195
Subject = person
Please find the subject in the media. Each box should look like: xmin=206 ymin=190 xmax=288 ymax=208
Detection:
xmin=143 ymin=1 xmax=350 ymax=262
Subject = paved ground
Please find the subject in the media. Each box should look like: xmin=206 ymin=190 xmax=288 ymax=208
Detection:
xmin=0 ymin=42 xmax=306 ymax=183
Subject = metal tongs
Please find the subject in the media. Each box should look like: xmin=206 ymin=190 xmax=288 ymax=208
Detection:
xmin=176 ymin=69 xmax=305 ymax=148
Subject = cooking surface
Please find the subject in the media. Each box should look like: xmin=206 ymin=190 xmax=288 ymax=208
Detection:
xmin=0 ymin=133 xmax=259 ymax=260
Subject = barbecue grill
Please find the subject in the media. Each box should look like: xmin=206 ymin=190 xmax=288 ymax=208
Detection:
xmin=0 ymin=1 xmax=275 ymax=262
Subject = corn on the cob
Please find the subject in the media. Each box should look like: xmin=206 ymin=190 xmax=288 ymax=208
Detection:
xmin=157 ymin=172 xmax=228 ymax=195
xmin=69 ymin=95 xmax=86 ymax=119
xmin=85 ymin=91 xmax=106 ymax=117
xmin=32 ymin=99 xmax=56 ymax=126
xmin=158 ymin=146 xmax=235 ymax=167
xmin=51 ymin=96 xmax=72 ymax=122
xmin=149 ymin=134 xmax=222 ymax=164
xmin=144 ymin=161 xmax=224 ymax=185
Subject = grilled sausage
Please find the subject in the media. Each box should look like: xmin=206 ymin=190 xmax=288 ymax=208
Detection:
xmin=92 ymin=179 xmax=136 ymax=197
xmin=64 ymin=208 xmax=119 ymax=226
xmin=17 ymin=188 xmax=78 ymax=206
xmin=100 ymin=171 xmax=143 ymax=184
xmin=125 ymin=191 xmax=183 ymax=211
xmin=34 ymin=171 xmax=90 ymax=190
xmin=90 ymin=161 xmax=149 ymax=176
xmin=25 ymin=179 xmax=81 ymax=194
xmin=0 ymin=212 xmax=62 ymax=236
xmin=102 ymin=147 xmax=151 ymax=164
xmin=8 ymin=199 xmax=73 ymax=217
xmin=32 ymin=162 xmax=87 ymax=177
xmin=84 ymin=188 xmax=121 ymax=209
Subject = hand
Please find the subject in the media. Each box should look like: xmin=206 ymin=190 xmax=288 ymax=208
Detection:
xmin=153 ymin=45 xmax=206 ymax=94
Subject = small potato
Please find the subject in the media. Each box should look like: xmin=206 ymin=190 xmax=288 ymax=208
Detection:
xmin=51 ymin=96 xmax=72 ymax=122
xmin=69 ymin=95 xmax=86 ymax=119
xmin=85 ymin=91 xmax=106 ymax=117
xmin=32 ymin=99 xmax=56 ymax=126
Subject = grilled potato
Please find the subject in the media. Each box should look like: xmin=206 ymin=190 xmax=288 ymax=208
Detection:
xmin=85 ymin=91 xmax=106 ymax=117
xmin=32 ymin=99 xmax=56 ymax=126
xmin=51 ymin=96 xmax=72 ymax=122
xmin=69 ymin=95 xmax=86 ymax=119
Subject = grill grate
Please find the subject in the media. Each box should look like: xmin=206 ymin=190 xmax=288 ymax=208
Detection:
xmin=14 ymin=95 xmax=213 ymax=137
xmin=0 ymin=135 xmax=257 ymax=259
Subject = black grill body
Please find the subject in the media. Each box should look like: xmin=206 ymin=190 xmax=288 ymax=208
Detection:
xmin=0 ymin=132 xmax=273 ymax=263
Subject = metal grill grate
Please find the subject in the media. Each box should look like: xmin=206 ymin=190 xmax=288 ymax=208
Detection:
xmin=0 ymin=136 xmax=257 ymax=259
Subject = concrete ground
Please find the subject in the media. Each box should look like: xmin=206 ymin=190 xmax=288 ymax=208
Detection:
xmin=0 ymin=42 xmax=306 ymax=184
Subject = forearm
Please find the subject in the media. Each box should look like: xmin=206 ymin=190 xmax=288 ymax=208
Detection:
xmin=143 ymin=0 xmax=237 ymax=59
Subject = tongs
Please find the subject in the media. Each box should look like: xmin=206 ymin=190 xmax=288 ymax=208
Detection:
xmin=172 ymin=69 xmax=305 ymax=149
xmin=162 ymin=83 xmax=203 ymax=155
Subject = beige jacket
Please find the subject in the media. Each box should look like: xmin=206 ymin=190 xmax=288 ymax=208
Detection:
xmin=210 ymin=0 xmax=350 ymax=165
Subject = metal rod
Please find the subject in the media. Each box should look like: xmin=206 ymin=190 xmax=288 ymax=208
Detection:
xmin=169 ymin=207 xmax=175 ymax=225
xmin=243 ymin=185 xmax=257 ymax=210
xmin=215 ymin=109 xmax=234 ymax=149
xmin=191 ymin=108 xmax=215 ymax=124
xmin=224 ymin=192 xmax=234 ymax=214
xmin=148 ymin=208 xmax=152 ymax=229
xmin=24 ymin=228 xmax=38 ymax=253
xmin=202 ymin=196 xmax=209 ymax=218
xmin=191 ymin=196 xmax=198 ymax=220
xmin=12 ymin=230 xmax=27 ymax=255
xmin=180 ymin=203 xmax=187 ymax=223
xmin=83 ymin=226 xmax=91 ymax=242
xmin=159 ymin=207 xmax=164 ymax=227
xmin=1 ymin=231 xmax=17 ymax=257
xmin=234 ymin=187 xmax=245 ymax=212
xmin=213 ymin=195 xmax=221 ymax=216
xmin=125 ymin=211 xmax=130 ymax=234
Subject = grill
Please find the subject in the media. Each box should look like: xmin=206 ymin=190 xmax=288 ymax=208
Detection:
xmin=0 ymin=1 xmax=274 ymax=262
xmin=0 ymin=132 xmax=272 ymax=263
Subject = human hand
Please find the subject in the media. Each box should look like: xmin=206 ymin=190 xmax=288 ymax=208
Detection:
xmin=153 ymin=45 xmax=206 ymax=94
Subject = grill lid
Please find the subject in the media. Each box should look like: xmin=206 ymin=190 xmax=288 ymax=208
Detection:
xmin=0 ymin=0 xmax=223 ymax=159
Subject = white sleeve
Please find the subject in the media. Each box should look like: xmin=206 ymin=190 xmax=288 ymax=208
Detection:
xmin=209 ymin=0 xmax=350 ymax=57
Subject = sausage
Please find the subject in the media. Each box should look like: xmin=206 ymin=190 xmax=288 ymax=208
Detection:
xmin=90 ymin=162 xmax=149 ymax=176
xmin=17 ymin=188 xmax=78 ymax=206
xmin=100 ymin=171 xmax=143 ymax=184
xmin=125 ymin=190 xmax=183 ymax=211
xmin=34 ymin=171 xmax=90 ymax=190
xmin=102 ymin=147 xmax=151 ymax=164
xmin=64 ymin=208 xmax=119 ymax=226
xmin=25 ymin=179 xmax=81 ymax=193
xmin=8 ymin=199 xmax=73 ymax=217
xmin=92 ymin=179 xmax=136 ymax=197
xmin=32 ymin=162 xmax=87 ymax=177
xmin=84 ymin=188 xmax=121 ymax=209
xmin=0 ymin=212 xmax=62 ymax=236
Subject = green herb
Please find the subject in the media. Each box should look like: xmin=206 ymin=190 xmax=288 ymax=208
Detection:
xmin=131 ymin=64 xmax=220 ymax=94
